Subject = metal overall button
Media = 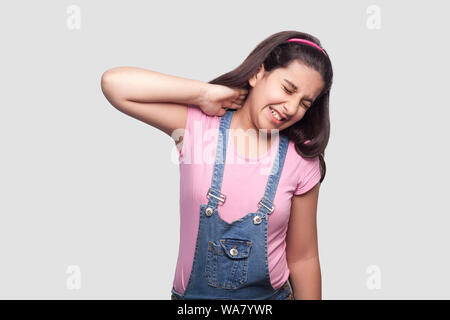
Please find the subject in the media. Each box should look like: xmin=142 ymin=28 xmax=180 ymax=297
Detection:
xmin=205 ymin=207 xmax=213 ymax=216
xmin=229 ymin=246 xmax=238 ymax=256
xmin=253 ymin=215 xmax=262 ymax=225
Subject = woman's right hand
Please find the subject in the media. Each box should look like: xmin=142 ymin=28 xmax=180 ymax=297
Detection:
xmin=198 ymin=83 xmax=249 ymax=116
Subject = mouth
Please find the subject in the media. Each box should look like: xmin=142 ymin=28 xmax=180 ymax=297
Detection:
xmin=268 ymin=106 xmax=286 ymax=125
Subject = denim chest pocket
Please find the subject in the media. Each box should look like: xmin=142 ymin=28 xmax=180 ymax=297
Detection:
xmin=205 ymin=238 xmax=252 ymax=290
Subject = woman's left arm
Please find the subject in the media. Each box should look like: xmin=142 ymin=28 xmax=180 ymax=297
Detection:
xmin=286 ymin=182 xmax=321 ymax=300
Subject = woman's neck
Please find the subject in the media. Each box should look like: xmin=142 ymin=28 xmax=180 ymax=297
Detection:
xmin=228 ymin=105 xmax=276 ymax=158
xmin=230 ymin=103 xmax=262 ymax=133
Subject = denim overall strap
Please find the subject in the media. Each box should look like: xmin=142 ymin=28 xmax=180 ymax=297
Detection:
xmin=205 ymin=109 xmax=233 ymax=209
xmin=256 ymin=133 xmax=289 ymax=220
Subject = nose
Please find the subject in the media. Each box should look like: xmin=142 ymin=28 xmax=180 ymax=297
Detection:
xmin=281 ymin=103 xmax=296 ymax=119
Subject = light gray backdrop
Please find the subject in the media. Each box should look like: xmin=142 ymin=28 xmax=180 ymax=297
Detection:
xmin=0 ymin=0 xmax=448 ymax=299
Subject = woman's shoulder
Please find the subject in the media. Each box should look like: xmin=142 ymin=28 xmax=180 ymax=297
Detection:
xmin=285 ymin=139 xmax=319 ymax=164
xmin=283 ymin=139 xmax=321 ymax=195
xmin=186 ymin=104 xmax=221 ymax=132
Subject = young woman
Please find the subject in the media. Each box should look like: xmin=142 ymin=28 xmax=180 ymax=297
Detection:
xmin=101 ymin=30 xmax=333 ymax=300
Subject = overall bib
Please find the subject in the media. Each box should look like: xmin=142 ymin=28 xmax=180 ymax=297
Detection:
xmin=171 ymin=109 xmax=294 ymax=300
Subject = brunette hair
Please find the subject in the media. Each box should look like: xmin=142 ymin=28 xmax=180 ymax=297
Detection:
xmin=208 ymin=30 xmax=333 ymax=183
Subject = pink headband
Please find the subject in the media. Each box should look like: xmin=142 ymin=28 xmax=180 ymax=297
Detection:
xmin=287 ymin=38 xmax=327 ymax=56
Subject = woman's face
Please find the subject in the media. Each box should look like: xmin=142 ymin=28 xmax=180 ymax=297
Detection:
xmin=247 ymin=60 xmax=325 ymax=132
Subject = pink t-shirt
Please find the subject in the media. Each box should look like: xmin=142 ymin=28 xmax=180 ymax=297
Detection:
xmin=173 ymin=105 xmax=321 ymax=294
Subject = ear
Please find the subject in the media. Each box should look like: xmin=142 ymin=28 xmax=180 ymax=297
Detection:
xmin=248 ymin=63 xmax=265 ymax=88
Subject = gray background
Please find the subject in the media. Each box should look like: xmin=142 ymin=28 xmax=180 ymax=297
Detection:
xmin=0 ymin=0 xmax=449 ymax=299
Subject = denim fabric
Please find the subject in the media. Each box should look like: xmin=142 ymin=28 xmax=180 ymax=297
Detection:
xmin=171 ymin=109 xmax=290 ymax=300
xmin=171 ymin=280 xmax=294 ymax=300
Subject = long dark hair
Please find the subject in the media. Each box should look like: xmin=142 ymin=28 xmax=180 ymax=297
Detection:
xmin=208 ymin=30 xmax=333 ymax=183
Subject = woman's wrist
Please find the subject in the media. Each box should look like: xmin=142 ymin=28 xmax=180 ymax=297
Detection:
xmin=192 ymin=81 xmax=212 ymax=108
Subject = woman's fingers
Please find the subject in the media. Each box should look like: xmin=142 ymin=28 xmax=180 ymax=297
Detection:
xmin=218 ymin=88 xmax=247 ymax=112
xmin=223 ymin=99 xmax=243 ymax=109
xmin=226 ymin=103 xmax=239 ymax=109
xmin=230 ymin=101 xmax=244 ymax=109
xmin=219 ymin=107 xmax=227 ymax=116
xmin=235 ymin=88 xmax=248 ymax=98
xmin=236 ymin=96 xmax=246 ymax=103
xmin=234 ymin=90 xmax=248 ymax=103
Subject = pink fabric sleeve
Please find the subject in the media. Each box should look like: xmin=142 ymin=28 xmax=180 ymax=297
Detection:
xmin=178 ymin=104 xmax=204 ymax=158
xmin=294 ymin=156 xmax=321 ymax=195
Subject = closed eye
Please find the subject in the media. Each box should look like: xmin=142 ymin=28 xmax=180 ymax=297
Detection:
xmin=282 ymin=86 xmax=310 ymax=109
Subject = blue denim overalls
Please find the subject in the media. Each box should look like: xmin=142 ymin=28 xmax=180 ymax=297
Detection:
xmin=171 ymin=109 xmax=294 ymax=300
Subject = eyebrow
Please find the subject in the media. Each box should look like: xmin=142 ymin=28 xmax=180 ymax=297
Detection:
xmin=283 ymin=78 xmax=314 ymax=102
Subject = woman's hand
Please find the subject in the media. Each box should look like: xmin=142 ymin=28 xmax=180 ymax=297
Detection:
xmin=198 ymin=83 xmax=248 ymax=116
